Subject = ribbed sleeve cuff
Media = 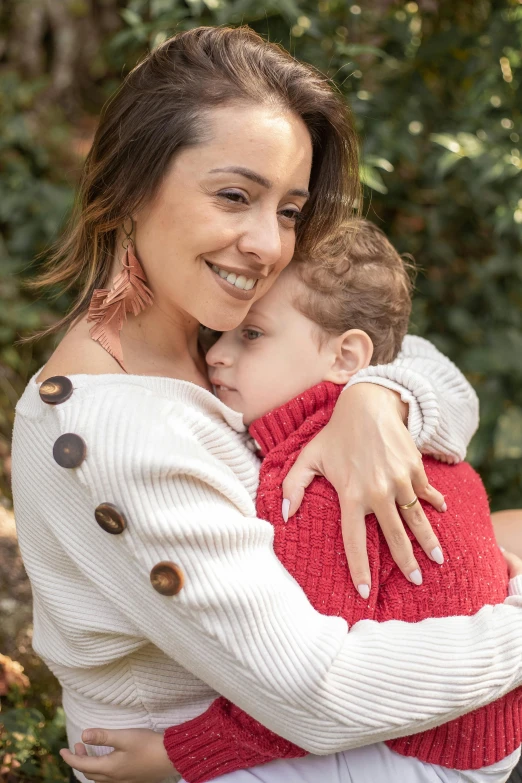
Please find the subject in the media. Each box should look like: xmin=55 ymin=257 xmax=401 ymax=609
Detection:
xmin=163 ymin=697 xmax=307 ymax=783
xmin=345 ymin=377 xmax=423 ymax=445
xmin=164 ymin=705 xmax=243 ymax=783
xmin=162 ymin=703 xmax=281 ymax=783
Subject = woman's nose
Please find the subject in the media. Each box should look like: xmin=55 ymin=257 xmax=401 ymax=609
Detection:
xmin=238 ymin=211 xmax=282 ymax=266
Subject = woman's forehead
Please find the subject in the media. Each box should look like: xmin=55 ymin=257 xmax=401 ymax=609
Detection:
xmin=170 ymin=104 xmax=313 ymax=189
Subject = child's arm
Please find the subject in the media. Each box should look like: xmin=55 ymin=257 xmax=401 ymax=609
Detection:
xmin=163 ymin=697 xmax=306 ymax=782
xmin=347 ymin=334 xmax=479 ymax=463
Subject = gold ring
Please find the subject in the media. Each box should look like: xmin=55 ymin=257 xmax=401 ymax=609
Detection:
xmin=398 ymin=496 xmax=419 ymax=510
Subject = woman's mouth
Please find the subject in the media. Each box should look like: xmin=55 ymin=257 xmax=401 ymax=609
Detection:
xmin=208 ymin=262 xmax=257 ymax=290
xmin=205 ymin=261 xmax=259 ymax=300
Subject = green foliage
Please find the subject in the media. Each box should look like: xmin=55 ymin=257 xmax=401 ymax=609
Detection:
xmin=0 ymin=687 xmax=68 ymax=782
xmin=1 ymin=0 xmax=521 ymax=511
xmin=0 ymin=70 xmax=75 ymax=499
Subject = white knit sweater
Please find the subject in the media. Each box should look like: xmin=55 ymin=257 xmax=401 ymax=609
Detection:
xmin=12 ymin=336 xmax=522 ymax=783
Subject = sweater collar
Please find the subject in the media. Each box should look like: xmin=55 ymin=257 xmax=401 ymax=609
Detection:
xmin=249 ymin=381 xmax=344 ymax=457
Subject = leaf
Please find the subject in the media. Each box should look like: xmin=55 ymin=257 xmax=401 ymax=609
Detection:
xmin=430 ymin=133 xmax=462 ymax=154
xmin=360 ymin=164 xmax=388 ymax=194
xmin=120 ymin=8 xmax=143 ymax=26
xmin=364 ymin=155 xmax=394 ymax=172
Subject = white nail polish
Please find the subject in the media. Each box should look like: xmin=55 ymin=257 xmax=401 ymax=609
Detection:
xmin=440 ymin=501 xmax=447 ymax=512
xmin=409 ymin=568 xmax=423 ymax=585
xmin=282 ymin=498 xmax=290 ymax=523
xmin=357 ymin=584 xmax=370 ymax=600
xmin=431 ymin=546 xmax=444 ymax=565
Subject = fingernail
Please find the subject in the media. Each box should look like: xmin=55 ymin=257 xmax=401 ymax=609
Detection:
xmin=82 ymin=731 xmax=94 ymax=743
xmin=499 ymin=545 xmax=506 ymax=552
xmin=430 ymin=546 xmax=444 ymax=565
xmin=409 ymin=568 xmax=423 ymax=585
xmin=282 ymin=498 xmax=290 ymax=523
xmin=440 ymin=502 xmax=447 ymax=512
xmin=357 ymin=584 xmax=370 ymax=600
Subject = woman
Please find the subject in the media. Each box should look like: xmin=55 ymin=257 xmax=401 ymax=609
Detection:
xmin=11 ymin=26 xmax=522 ymax=783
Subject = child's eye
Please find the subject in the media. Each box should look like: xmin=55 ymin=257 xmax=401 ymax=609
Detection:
xmin=242 ymin=329 xmax=263 ymax=341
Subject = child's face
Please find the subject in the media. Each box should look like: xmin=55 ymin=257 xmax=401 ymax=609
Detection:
xmin=206 ymin=266 xmax=336 ymax=425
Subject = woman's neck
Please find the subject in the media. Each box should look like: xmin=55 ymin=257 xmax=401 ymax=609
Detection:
xmin=121 ymin=303 xmax=210 ymax=387
xmin=37 ymin=303 xmax=211 ymax=389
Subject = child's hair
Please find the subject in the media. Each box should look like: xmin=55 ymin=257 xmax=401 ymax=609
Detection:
xmin=293 ymin=218 xmax=414 ymax=365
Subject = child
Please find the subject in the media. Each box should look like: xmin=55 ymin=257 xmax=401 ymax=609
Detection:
xmin=161 ymin=219 xmax=522 ymax=782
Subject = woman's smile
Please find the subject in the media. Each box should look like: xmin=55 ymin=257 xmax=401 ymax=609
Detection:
xmin=205 ymin=260 xmax=259 ymax=300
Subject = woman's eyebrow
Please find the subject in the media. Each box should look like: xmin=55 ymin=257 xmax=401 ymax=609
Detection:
xmin=208 ymin=166 xmax=310 ymax=199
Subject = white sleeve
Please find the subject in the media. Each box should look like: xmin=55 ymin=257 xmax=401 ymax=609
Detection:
xmin=346 ymin=335 xmax=479 ymax=463
xmin=65 ymin=388 xmax=522 ymax=755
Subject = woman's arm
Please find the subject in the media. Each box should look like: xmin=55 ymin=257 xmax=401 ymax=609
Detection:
xmin=53 ymin=385 xmax=522 ymax=757
xmin=347 ymin=334 xmax=479 ymax=462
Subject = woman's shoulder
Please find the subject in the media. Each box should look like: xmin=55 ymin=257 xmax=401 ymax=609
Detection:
xmin=17 ymin=367 xmax=247 ymax=467
xmin=36 ymin=317 xmax=125 ymax=382
xmin=14 ymin=357 xmax=257 ymax=513
xmin=19 ymin=369 xmax=242 ymax=430
xmin=25 ymin=317 xmax=244 ymax=432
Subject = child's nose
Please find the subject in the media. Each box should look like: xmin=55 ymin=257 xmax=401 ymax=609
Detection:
xmin=206 ymin=337 xmax=233 ymax=368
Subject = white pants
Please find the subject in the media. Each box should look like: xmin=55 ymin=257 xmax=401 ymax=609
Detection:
xmin=180 ymin=743 xmax=521 ymax=783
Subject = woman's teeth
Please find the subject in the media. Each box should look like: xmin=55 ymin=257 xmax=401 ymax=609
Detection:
xmin=211 ymin=264 xmax=256 ymax=291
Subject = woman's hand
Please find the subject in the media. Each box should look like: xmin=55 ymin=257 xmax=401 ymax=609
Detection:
xmin=60 ymin=728 xmax=174 ymax=783
xmin=282 ymin=383 xmax=446 ymax=596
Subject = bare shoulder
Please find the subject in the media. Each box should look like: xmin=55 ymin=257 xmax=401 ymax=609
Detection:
xmin=36 ymin=317 xmax=124 ymax=382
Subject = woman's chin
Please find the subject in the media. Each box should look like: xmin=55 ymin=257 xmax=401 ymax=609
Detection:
xmin=199 ymin=310 xmax=248 ymax=333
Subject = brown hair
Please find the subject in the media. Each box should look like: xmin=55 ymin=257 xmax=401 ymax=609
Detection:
xmin=293 ymin=219 xmax=414 ymax=364
xmin=32 ymin=25 xmax=360 ymax=338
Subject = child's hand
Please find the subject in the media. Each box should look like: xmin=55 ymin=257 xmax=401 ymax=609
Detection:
xmin=502 ymin=549 xmax=522 ymax=580
xmin=60 ymin=728 xmax=175 ymax=783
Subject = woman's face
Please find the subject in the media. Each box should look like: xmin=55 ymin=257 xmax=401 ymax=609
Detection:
xmin=134 ymin=103 xmax=313 ymax=332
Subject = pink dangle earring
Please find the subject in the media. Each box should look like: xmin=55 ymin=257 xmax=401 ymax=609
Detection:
xmin=87 ymin=216 xmax=153 ymax=372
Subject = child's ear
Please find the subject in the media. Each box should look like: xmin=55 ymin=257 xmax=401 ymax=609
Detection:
xmin=323 ymin=329 xmax=374 ymax=385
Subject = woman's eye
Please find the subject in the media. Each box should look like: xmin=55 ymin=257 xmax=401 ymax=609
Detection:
xmin=242 ymin=329 xmax=263 ymax=341
xmin=219 ymin=190 xmax=248 ymax=205
xmin=279 ymin=208 xmax=303 ymax=224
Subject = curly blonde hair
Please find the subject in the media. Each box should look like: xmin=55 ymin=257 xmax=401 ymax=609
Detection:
xmin=293 ymin=219 xmax=414 ymax=365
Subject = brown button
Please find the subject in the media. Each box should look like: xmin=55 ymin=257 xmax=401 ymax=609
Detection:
xmin=39 ymin=376 xmax=73 ymax=405
xmin=150 ymin=561 xmax=184 ymax=596
xmin=53 ymin=433 xmax=86 ymax=469
xmin=95 ymin=503 xmax=127 ymax=535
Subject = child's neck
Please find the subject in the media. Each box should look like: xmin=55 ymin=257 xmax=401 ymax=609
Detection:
xmin=248 ymin=381 xmax=344 ymax=457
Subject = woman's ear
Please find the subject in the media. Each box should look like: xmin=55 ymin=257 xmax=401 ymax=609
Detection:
xmin=323 ymin=329 xmax=374 ymax=385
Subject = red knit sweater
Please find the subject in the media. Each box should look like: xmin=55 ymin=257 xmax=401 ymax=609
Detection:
xmin=164 ymin=382 xmax=521 ymax=781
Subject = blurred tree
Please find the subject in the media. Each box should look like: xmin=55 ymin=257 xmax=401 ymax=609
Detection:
xmin=0 ymin=0 xmax=521 ymax=511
